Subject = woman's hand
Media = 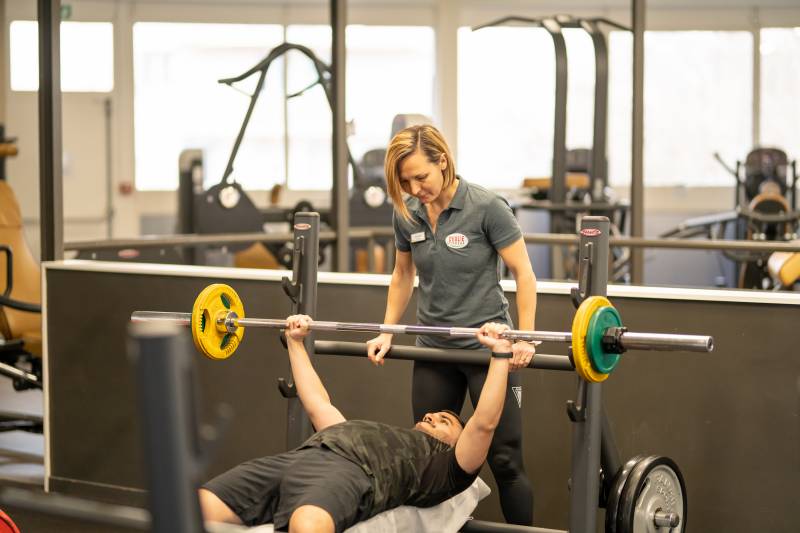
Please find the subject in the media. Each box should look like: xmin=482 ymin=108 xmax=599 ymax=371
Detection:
xmin=510 ymin=340 xmax=535 ymax=372
xmin=286 ymin=315 xmax=312 ymax=341
xmin=366 ymin=333 xmax=393 ymax=366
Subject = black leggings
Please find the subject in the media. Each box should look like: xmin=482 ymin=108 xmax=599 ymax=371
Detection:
xmin=412 ymin=360 xmax=533 ymax=525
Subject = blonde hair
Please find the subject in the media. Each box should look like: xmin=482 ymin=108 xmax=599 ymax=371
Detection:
xmin=384 ymin=124 xmax=456 ymax=221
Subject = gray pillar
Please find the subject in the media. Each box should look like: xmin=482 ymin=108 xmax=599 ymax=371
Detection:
xmin=543 ymin=18 xmax=568 ymax=209
xmin=331 ymin=0 xmax=350 ymax=271
xmin=630 ymin=0 xmax=645 ymax=284
xmin=586 ymin=20 xmax=609 ymax=200
xmin=38 ymin=0 xmax=64 ymax=262
xmin=128 ymin=322 xmax=204 ymax=533
xmin=543 ymin=18 xmax=568 ymax=279
xmin=434 ymin=0 xmax=459 ymax=154
xmin=751 ymin=12 xmax=761 ymax=147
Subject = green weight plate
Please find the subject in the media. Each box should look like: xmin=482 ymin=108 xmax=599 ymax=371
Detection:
xmin=587 ymin=305 xmax=623 ymax=374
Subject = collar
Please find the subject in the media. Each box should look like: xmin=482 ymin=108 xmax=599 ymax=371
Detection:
xmin=449 ymin=176 xmax=467 ymax=210
xmin=410 ymin=176 xmax=467 ymax=217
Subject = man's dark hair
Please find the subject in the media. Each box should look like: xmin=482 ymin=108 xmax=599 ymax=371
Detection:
xmin=441 ymin=409 xmax=467 ymax=429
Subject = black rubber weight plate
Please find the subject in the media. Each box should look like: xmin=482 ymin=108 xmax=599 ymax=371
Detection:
xmin=605 ymin=455 xmax=644 ymax=533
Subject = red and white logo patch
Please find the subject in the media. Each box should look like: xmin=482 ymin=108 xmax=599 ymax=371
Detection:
xmin=445 ymin=233 xmax=469 ymax=249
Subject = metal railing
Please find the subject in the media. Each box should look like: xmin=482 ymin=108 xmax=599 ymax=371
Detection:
xmin=521 ymin=233 xmax=800 ymax=253
xmin=64 ymin=227 xmax=800 ymax=254
xmin=63 ymin=226 xmax=394 ymax=252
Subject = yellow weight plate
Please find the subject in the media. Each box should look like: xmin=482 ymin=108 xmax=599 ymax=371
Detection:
xmin=191 ymin=284 xmax=245 ymax=360
xmin=571 ymin=296 xmax=611 ymax=383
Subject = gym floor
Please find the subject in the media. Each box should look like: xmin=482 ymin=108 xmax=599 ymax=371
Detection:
xmin=0 ymin=379 xmax=43 ymax=486
xmin=0 ymin=383 xmax=136 ymax=532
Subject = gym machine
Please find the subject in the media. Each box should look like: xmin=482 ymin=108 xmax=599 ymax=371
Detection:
xmin=661 ymin=148 xmax=800 ymax=289
xmin=473 ymin=15 xmax=631 ymax=281
xmin=175 ymin=42 xmax=394 ymax=271
xmin=176 ymin=148 xmax=322 ymax=269
xmin=131 ymin=215 xmax=711 ymax=533
xmin=0 ymin=126 xmax=44 ymax=434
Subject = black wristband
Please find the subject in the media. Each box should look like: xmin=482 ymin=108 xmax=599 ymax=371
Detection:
xmin=491 ymin=351 xmax=513 ymax=359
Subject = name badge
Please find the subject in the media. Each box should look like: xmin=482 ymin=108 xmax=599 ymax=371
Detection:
xmin=446 ymin=233 xmax=469 ymax=249
xmin=410 ymin=231 xmax=426 ymax=243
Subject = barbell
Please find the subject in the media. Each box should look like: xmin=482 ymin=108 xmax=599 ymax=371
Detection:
xmin=130 ymin=284 xmax=713 ymax=383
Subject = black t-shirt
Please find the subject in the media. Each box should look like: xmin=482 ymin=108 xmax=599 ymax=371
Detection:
xmin=299 ymin=420 xmax=478 ymax=514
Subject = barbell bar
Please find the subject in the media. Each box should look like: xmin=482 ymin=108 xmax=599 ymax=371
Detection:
xmin=130 ymin=284 xmax=714 ymax=382
xmin=130 ymin=311 xmax=571 ymax=343
xmin=130 ymin=311 xmax=711 ymax=353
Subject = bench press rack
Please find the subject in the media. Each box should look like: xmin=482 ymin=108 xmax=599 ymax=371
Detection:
xmin=266 ymin=214 xmax=694 ymax=533
xmin=13 ymin=214 xmax=696 ymax=532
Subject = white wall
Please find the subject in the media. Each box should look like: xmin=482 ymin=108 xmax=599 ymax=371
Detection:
xmin=4 ymin=0 xmax=800 ymax=260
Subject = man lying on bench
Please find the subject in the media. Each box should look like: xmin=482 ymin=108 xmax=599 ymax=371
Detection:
xmin=199 ymin=315 xmax=513 ymax=533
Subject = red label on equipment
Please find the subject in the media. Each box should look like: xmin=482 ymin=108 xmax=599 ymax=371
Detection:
xmin=580 ymin=228 xmax=601 ymax=237
xmin=294 ymin=223 xmax=311 ymax=230
xmin=118 ymin=248 xmax=140 ymax=259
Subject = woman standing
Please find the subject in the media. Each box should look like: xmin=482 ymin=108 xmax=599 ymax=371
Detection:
xmin=366 ymin=125 xmax=537 ymax=525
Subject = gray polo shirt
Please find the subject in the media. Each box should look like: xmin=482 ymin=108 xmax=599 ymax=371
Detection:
xmin=393 ymin=177 xmax=522 ymax=350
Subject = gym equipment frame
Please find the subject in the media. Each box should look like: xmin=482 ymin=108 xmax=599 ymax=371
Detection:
xmin=129 ymin=214 xmax=704 ymax=533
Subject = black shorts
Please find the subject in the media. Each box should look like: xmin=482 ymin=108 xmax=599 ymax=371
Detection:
xmin=203 ymin=447 xmax=374 ymax=533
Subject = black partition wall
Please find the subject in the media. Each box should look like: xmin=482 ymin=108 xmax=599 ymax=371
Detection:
xmin=44 ymin=265 xmax=798 ymax=532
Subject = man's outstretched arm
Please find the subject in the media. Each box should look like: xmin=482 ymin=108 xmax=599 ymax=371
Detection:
xmin=285 ymin=315 xmax=346 ymax=432
xmin=455 ymin=323 xmax=512 ymax=474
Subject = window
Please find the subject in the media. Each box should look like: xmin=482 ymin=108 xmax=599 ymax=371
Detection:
xmin=760 ymin=28 xmax=800 ymax=156
xmin=9 ymin=20 xmax=114 ymax=92
xmin=285 ymin=25 xmax=435 ymax=190
xmin=133 ymin=23 xmax=435 ymax=191
xmin=132 ymin=23 xmax=285 ymax=191
xmin=457 ymin=26 xmax=596 ymax=189
xmin=608 ymin=31 xmax=753 ymax=187
xmin=459 ymin=28 xmax=752 ymax=189
xmin=283 ymin=25 xmax=334 ymax=192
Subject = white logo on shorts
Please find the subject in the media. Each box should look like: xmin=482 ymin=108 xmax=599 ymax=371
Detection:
xmin=445 ymin=233 xmax=469 ymax=249
xmin=512 ymin=386 xmax=522 ymax=408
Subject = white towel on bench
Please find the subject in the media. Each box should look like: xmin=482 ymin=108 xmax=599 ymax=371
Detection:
xmin=206 ymin=477 xmax=491 ymax=533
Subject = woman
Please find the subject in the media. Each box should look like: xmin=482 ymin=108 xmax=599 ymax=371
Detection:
xmin=366 ymin=124 xmax=537 ymax=525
